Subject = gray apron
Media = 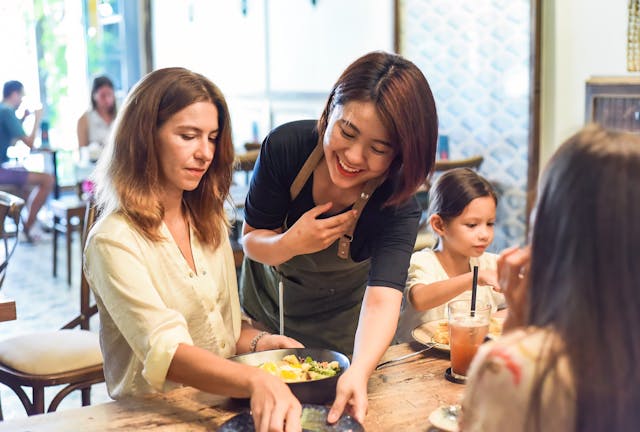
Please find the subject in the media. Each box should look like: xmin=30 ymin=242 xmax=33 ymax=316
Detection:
xmin=240 ymin=142 xmax=382 ymax=354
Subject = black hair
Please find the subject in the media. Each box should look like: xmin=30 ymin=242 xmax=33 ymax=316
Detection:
xmin=3 ymin=81 xmax=24 ymax=99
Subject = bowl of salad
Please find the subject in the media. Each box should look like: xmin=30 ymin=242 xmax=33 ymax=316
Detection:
xmin=230 ymin=348 xmax=350 ymax=404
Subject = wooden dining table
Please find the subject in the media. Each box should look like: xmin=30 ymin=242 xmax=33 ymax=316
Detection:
xmin=0 ymin=343 xmax=464 ymax=431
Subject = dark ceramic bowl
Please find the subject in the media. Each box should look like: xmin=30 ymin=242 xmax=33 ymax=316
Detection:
xmin=230 ymin=348 xmax=350 ymax=405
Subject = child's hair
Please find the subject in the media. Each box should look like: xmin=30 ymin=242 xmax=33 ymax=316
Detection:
xmin=427 ymin=168 xmax=497 ymax=222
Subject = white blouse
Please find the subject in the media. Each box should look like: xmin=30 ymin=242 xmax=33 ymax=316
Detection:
xmin=86 ymin=109 xmax=113 ymax=147
xmin=84 ymin=213 xmax=241 ymax=398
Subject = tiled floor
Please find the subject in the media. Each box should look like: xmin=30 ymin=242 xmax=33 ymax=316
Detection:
xmin=0 ymin=227 xmax=111 ymax=421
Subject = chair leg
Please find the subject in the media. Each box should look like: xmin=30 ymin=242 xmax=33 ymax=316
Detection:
xmin=77 ymin=220 xmax=85 ymax=283
xmin=31 ymin=385 xmax=45 ymax=415
xmin=52 ymin=216 xmax=59 ymax=277
xmin=66 ymin=223 xmax=72 ymax=285
xmin=81 ymin=387 xmax=91 ymax=406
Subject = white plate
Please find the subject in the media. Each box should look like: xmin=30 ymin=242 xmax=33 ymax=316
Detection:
xmin=412 ymin=316 xmax=505 ymax=352
xmin=428 ymin=405 xmax=460 ymax=432
xmin=412 ymin=319 xmax=451 ymax=351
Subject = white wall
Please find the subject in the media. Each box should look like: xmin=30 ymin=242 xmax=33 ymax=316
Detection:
xmin=540 ymin=0 xmax=633 ymax=165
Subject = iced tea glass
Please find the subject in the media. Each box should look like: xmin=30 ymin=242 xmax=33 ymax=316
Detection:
xmin=447 ymin=299 xmax=491 ymax=380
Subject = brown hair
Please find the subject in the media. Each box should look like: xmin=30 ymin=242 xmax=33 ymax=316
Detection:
xmin=526 ymin=124 xmax=640 ymax=430
xmin=317 ymin=51 xmax=438 ymax=206
xmin=427 ymin=168 xmax=497 ymax=222
xmin=93 ymin=67 xmax=234 ymax=247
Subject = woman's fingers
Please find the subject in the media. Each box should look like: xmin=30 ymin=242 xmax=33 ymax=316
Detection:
xmin=264 ymin=335 xmax=304 ymax=350
xmin=251 ymin=380 xmax=302 ymax=432
xmin=266 ymin=404 xmax=286 ymax=432
xmin=498 ymin=247 xmax=531 ymax=290
xmin=308 ymin=201 xmax=334 ymax=217
xmin=498 ymin=246 xmax=531 ymax=330
xmin=253 ymin=401 xmax=270 ymax=432
xmin=283 ymin=402 xmax=302 ymax=432
xmin=328 ymin=390 xmax=349 ymax=423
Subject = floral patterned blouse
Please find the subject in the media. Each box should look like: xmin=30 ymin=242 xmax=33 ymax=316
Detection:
xmin=460 ymin=327 xmax=576 ymax=432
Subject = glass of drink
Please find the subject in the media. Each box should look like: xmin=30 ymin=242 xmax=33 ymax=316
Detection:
xmin=447 ymin=299 xmax=491 ymax=381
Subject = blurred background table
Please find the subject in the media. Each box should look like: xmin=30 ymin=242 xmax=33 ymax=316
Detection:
xmin=0 ymin=296 xmax=16 ymax=322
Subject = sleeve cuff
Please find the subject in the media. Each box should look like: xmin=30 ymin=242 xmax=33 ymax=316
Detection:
xmin=142 ymin=325 xmax=193 ymax=392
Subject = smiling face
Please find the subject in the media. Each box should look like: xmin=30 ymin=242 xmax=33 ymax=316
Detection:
xmin=156 ymin=101 xmax=219 ymax=201
xmin=322 ymin=101 xmax=395 ymax=190
xmin=432 ymin=196 xmax=496 ymax=258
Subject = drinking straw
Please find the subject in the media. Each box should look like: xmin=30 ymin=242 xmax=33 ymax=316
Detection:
xmin=278 ymin=280 xmax=284 ymax=335
xmin=470 ymin=265 xmax=478 ymax=317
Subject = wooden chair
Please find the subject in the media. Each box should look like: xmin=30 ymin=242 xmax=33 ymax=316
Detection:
xmin=0 ymin=202 xmax=104 ymax=419
xmin=0 ymin=192 xmax=25 ymax=291
xmin=50 ymin=185 xmax=88 ymax=285
xmin=0 ymin=185 xmax=32 ymax=203
xmin=234 ymin=149 xmax=260 ymax=184
xmin=433 ymin=155 xmax=484 ymax=172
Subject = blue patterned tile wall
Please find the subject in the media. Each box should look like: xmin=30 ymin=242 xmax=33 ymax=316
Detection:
xmin=400 ymin=0 xmax=531 ymax=252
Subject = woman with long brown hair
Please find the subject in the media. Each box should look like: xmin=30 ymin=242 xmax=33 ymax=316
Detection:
xmin=85 ymin=67 xmax=303 ymax=432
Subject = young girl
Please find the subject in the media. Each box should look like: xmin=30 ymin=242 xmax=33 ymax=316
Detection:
xmin=395 ymin=168 xmax=504 ymax=343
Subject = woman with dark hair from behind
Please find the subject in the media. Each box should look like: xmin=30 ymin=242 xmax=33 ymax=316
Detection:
xmin=461 ymin=124 xmax=640 ymax=431
xmin=84 ymin=67 xmax=304 ymax=432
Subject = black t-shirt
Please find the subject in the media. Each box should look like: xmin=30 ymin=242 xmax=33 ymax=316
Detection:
xmin=243 ymin=120 xmax=420 ymax=291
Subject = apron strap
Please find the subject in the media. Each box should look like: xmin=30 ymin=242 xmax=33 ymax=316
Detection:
xmin=289 ymin=141 xmax=384 ymax=260
xmin=290 ymin=141 xmax=325 ymax=200
xmin=337 ymin=176 xmax=384 ymax=259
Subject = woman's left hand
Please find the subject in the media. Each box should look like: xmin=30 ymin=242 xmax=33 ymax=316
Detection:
xmin=498 ymin=245 xmax=531 ymax=330
xmin=327 ymin=366 xmax=369 ymax=424
xmin=256 ymin=334 xmax=304 ymax=351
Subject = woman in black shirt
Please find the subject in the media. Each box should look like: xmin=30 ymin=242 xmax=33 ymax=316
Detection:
xmin=240 ymin=51 xmax=438 ymax=424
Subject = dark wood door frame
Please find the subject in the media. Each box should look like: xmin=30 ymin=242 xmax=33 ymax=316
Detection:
xmin=527 ymin=0 xmax=542 ymax=234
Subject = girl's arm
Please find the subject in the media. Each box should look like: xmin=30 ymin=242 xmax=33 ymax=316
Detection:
xmin=409 ymin=268 xmax=496 ymax=311
xmin=328 ymin=286 xmax=402 ymax=424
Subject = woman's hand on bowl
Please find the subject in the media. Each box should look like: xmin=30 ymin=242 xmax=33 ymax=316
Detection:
xmin=249 ymin=370 xmax=302 ymax=432
xmin=257 ymin=334 xmax=305 ymax=351
xmin=328 ymin=366 xmax=369 ymax=424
